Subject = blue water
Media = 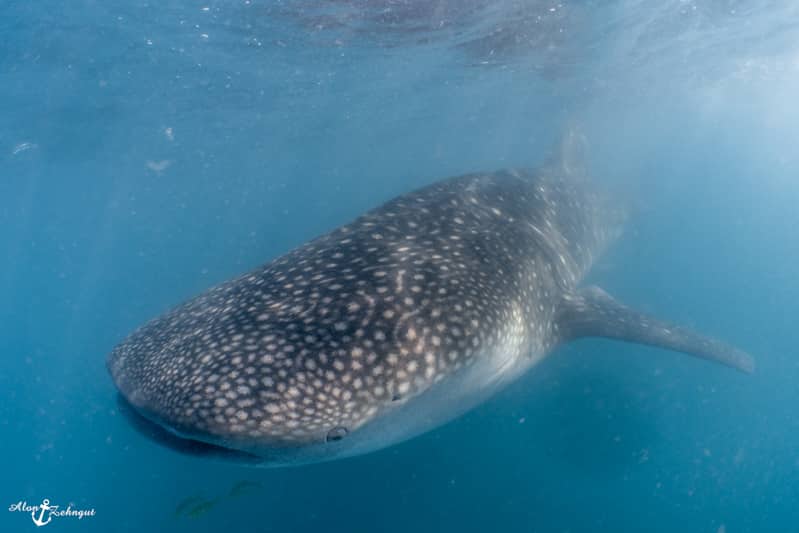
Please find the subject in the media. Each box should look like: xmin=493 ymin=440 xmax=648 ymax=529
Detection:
xmin=2 ymin=1 xmax=799 ymax=531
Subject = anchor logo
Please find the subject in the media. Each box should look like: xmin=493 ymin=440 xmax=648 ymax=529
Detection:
xmin=31 ymin=499 xmax=57 ymax=527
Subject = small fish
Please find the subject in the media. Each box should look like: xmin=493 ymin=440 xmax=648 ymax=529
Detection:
xmin=174 ymin=494 xmax=206 ymax=517
xmin=227 ymin=480 xmax=264 ymax=499
xmin=184 ymin=499 xmax=218 ymax=519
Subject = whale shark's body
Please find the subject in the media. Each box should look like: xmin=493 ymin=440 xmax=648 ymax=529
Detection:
xmin=108 ymin=141 xmax=753 ymax=467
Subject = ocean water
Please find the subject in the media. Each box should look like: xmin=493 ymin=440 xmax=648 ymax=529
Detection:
xmin=2 ymin=1 xmax=799 ymax=531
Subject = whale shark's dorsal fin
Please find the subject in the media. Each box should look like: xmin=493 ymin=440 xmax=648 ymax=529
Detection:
xmin=555 ymin=286 xmax=755 ymax=373
xmin=558 ymin=126 xmax=589 ymax=177
xmin=541 ymin=126 xmax=590 ymax=178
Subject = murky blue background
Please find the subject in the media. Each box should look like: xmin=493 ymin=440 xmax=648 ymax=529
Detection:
xmin=2 ymin=1 xmax=799 ymax=531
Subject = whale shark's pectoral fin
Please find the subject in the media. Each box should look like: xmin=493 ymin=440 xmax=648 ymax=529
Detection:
xmin=555 ymin=286 xmax=755 ymax=373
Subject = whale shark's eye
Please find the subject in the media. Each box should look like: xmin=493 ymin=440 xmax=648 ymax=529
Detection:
xmin=326 ymin=427 xmax=348 ymax=442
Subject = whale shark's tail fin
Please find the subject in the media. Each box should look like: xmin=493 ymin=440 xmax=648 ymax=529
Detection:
xmin=555 ymin=286 xmax=755 ymax=373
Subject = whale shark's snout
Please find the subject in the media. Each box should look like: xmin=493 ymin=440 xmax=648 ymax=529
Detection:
xmin=114 ymin=393 xmax=263 ymax=464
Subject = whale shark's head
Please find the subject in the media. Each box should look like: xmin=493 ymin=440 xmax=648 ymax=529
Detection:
xmin=107 ymin=273 xmax=432 ymax=466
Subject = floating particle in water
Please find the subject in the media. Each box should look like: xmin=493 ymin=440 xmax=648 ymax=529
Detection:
xmin=12 ymin=142 xmax=37 ymax=155
xmin=146 ymin=160 xmax=172 ymax=173
xmin=733 ymin=447 xmax=745 ymax=465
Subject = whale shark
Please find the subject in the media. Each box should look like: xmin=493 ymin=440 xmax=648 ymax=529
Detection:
xmin=107 ymin=136 xmax=753 ymax=467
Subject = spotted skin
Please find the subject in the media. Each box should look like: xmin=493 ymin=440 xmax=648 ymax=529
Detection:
xmin=108 ymin=163 xmax=752 ymax=466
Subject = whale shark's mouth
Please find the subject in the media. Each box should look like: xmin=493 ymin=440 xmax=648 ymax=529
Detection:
xmin=115 ymin=394 xmax=262 ymax=465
